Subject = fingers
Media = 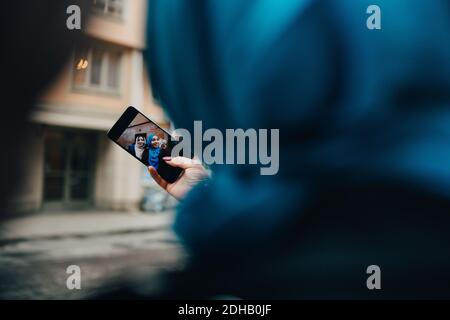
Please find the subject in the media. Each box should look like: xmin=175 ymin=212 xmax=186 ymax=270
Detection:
xmin=163 ymin=156 xmax=202 ymax=169
xmin=148 ymin=166 xmax=168 ymax=189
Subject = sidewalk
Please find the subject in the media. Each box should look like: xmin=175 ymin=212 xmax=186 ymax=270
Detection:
xmin=0 ymin=210 xmax=184 ymax=299
xmin=0 ymin=210 xmax=175 ymax=243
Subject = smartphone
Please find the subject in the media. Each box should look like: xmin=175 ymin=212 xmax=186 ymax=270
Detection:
xmin=107 ymin=106 xmax=184 ymax=183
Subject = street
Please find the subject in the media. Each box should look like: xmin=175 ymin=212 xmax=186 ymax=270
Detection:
xmin=0 ymin=211 xmax=186 ymax=299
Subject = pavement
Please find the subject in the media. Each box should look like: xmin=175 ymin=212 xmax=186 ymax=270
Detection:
xmin=0 ymin=211 xmax=174 ymax=243
xmin=0 ymin=210 xmax=187 ymax=299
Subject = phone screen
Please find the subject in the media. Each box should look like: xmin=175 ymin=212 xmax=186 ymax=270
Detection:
xmin=107 ymin=106 xmax=183 ymax=183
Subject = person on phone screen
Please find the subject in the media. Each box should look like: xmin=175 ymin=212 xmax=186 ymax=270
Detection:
xmin=146 ymin=134 xmax=161 ymax=170
xmin=128 ymin=133 xmax=149 ymax=164
xmin=158 ymin=139 xmax=169 ymax=158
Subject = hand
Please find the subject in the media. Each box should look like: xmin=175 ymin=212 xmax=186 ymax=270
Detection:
xmin=148 ymin=156 xmax=209 ymax=200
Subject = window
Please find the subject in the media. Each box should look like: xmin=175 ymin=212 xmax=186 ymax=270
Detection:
xmin=90 ymin=49 xmax=103 ymax=86
xmin=107 ymin=51 xmax=121 ymax=89
xmin=72 ymin=43 xmax=123 ymax=94
xmin=92 ymin=0 xmax=124 ymax=19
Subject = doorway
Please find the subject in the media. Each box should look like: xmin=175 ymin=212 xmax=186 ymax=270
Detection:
xmin=43 ymin=128 xmax=97 ymax=210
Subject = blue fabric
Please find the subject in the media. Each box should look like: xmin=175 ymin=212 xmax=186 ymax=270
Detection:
xmin=127 ymin=144 xmax=135 ymax=155
xmin=146 ymin=0 xmax=450 ymax=257
xmin=146 ymin=134 xmax=161 ymax=169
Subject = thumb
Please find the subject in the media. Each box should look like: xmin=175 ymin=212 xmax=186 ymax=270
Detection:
xmin=148 ymin=166 xmax=168 ymax=189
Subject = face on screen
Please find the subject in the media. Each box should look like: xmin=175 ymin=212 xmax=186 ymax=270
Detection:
xmin=115 ymin=113 xmax=172 ymax=173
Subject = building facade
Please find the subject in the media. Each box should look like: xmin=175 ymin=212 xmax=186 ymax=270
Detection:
xmin=13 ymin=0 xmax=168 ymax=212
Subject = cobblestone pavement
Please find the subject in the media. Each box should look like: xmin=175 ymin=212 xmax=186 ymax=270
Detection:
xmin=0 ymin=212 xmax=187 ymax=299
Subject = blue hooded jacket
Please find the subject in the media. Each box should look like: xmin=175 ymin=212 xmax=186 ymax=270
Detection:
xmin=145 ymin=0 xmax=450 ymax=297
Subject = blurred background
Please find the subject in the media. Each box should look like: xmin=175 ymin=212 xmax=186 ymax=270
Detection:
xmin=0 ymin=0 xmax=183 ymax=299
xmin=14 ymin=0 xmax=168 ymax=213
xmin=2 ymin=0 xmax=450 ymax=300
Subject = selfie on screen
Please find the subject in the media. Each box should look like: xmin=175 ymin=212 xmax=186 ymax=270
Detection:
xmin=115 ymin=113 xmax=172 ymax=173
